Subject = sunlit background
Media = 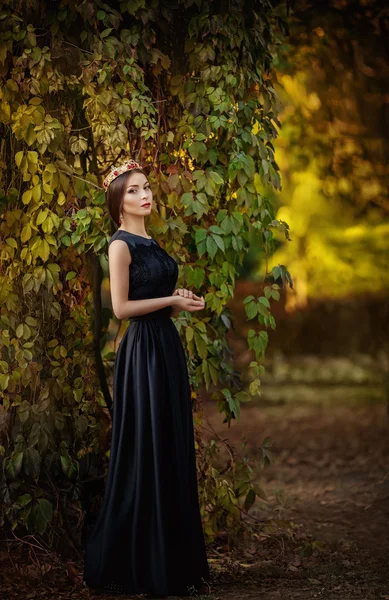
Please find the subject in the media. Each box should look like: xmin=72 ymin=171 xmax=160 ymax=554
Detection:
xmin=232 ymin=1 xmax=389 ymax=369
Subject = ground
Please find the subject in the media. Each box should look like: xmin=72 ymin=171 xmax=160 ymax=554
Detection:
xmin=1 ymin=388 xmax=388 ymax=600
xmin=201 ymin=390 xmax=389 ymax=600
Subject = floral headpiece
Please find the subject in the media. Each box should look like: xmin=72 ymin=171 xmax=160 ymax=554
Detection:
xmin=103 ymin=159 xmax=142 ymax=190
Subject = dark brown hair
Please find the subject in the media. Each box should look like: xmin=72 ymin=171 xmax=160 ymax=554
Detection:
xmin=105 ymin=168 xmax=147 ymax=227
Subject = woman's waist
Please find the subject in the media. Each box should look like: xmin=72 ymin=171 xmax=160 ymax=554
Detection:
xmin=128 ymin=305 xmax=173 ymax=322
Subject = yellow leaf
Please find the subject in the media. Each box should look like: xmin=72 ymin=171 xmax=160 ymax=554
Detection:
xmin=252 ymin=120 xmax=260 ymax=135
xmin=6 ymin=238 xmax=17 ymax=249
xmin=44 ymin=233 xmax=56 ymax=246
xmin=16 ymin=324 xmax=24 ymax=338
xmin=36 ymin=210 xmax=48 ymax=226
xmin=0 ymin=101 xmax=10 ymax=122
xmin=27 ymin=151 xmax=38 ymax=163
xmin=185 ymin=326 xmax=194 ymax=342
xmin=32 ymin=185 xmax=41 ymax=201
xmin=254 ymin=173 xmax=263 ymax=194
xmin=27 ymin=158 xmax=38 ymax=176
xmin=42 ymin=216 xmax=54 ymax=234
xmin=30 ymin=242 xmax=40 ymax=260
xmin=22 ymin=189 xmax=32 ymax=205
xmin=43 ymin=183 xmax=53 ymax=194
xmin=22 ymin=273 xmax=33 ymax=293
xmin=45 ymin=268 xmax=54 ymax=287
xmin=6 ymin=79 xmax=18 ymax=93
xmin=25 ymin=125 xmax=36 ymax=146
xmin=29 ymin=97 xmax=43 ymax=106
xmin=39 ymin=238 xmax=50 ymax=261
xmin=25 ymin=316 xmax=38 ymax=327
xmin=23 ymin=324 xmax=31 ymax=340
xmin=32 ymin=107 xmax=44 ymax=125
xmin=15 ymin=151 xmax=24 ymax=168
xmin=21 ymin=224 xmax=32 ymax=243
xmin=50 ymin=213 xmax=61 ymax=228
xmin=57 ymin=192 xmax=66 ymax=206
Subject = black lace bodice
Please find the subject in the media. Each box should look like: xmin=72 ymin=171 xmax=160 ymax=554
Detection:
xmin=108 ymin=230 xmax=178 ymax=302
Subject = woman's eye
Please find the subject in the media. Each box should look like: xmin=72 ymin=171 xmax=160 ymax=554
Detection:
xmin=127 ymin=187 xmax=149 ymax=193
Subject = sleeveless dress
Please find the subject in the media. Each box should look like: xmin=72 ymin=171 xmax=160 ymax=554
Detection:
xmin=83 ymin=230 xmax=210 ymax=597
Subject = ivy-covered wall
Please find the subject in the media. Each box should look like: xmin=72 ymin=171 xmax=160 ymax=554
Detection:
xmin=0 ymin=0 xmax=290 ymax=545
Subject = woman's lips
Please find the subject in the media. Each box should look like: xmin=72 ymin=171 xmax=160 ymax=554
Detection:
xmin=142 ymin=203 xmax=151 ymax=207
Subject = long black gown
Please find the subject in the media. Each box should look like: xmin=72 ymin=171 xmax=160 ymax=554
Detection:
xmin=83 ymin=230 xmax=210 ymax=596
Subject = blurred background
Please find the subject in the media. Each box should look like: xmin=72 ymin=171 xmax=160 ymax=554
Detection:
xmin=228 ymin=0 xmax=389 ymax=401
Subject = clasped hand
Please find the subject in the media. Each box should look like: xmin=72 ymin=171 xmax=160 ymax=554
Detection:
xmin=171 ymin=288 xmax=205 ymax=315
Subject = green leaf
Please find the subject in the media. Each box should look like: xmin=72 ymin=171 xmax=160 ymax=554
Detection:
xmin=195 ymin=229 xmax=207 ymax=243
xmin=245 ymin=300 xmax=258 ymax=320
xmin=17 ymin=493 xmax=32 ymax=506
xmin=213 ymin=235 xmax=225 ymax=253
xmin=18 ymin=402 xmax=30 ymax=424
xmin=0 ymin=374 xmax=10 ymax=391
xmin=170 ymin=75 xmax=183 ymax=87
xmin=11 ymin=451 xmax=24 ymax=475
xmin=209 ymin=225 xmax=224 ymax=235
xmin=208 ymin=171 xmax=223 ymax=185
xmin=54 ymin=412 xmax=65 ymax=430
xmin=189 ymin=141 xmax=207 ymax=159
xmin=193 ymin=170 xmax=205 ymax=181
xmin=206 ymin=235 xmax=218 ymax=259
xmin=60 ymin=454 xmax=70 ymax=475
xmin=31 ymin=499 xmax=53 ymax=534
xmin=258 ymin=296 xmax=270 ymax=308
xmin=23 ymin=448 xmax=41 ymax=479
xmin=227 ymin=394 xmax=240 ymax=420
xmin=244 ymin=488 xmax=256 ymax=511
xmin=37 ymin=498 xmax=53 ymax=522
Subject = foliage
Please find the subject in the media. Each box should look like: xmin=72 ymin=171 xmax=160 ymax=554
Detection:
xmin=0 ymin=0 xmax=291 ymax=543
xmin=265 ymin=0 xmax=389 ymax=308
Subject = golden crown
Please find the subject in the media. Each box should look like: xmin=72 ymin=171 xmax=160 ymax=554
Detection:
xmin=103 ymin=159 xmax=142 ymax=189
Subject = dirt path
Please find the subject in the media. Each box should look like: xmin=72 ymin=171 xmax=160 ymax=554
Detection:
xmin=201 ymin=397 xmax=389 ymax=599
xmin=1 ymin=396 xmax=388 ymax=599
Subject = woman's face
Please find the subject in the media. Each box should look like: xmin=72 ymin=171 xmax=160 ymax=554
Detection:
xmin=120 ymin=171 xmax=153 ymax=217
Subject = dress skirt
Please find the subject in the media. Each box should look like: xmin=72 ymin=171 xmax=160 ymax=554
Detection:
xmin=83 ymin=308 xmax=210 ymax=596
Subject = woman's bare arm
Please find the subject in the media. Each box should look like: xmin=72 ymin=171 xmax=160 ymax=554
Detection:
xmin=109 ymin=239 xmax=177 ymax=320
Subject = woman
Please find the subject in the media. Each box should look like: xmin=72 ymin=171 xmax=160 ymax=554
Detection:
xmin=83 ymin=159 xmax=211 ymax=597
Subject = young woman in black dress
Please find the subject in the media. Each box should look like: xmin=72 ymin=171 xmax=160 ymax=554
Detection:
xmin=83 ymin=159 xmax=211 ymax=597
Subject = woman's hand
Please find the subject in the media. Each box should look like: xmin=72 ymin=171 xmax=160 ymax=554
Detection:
xmin=172 ymin=288 xmax=203 ymax=301
xmin=171 ymin=288 xmax=205 ymax=316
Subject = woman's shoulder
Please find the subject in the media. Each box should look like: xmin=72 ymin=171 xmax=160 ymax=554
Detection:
xmin=109 ymin=230 xmax=157 ymax=248
xmin=108 ymin=229 xmax=135 ymax=249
